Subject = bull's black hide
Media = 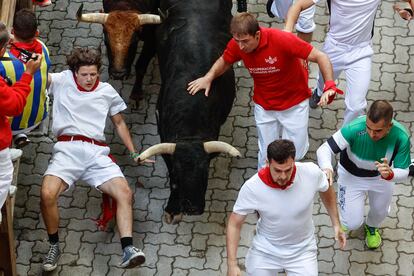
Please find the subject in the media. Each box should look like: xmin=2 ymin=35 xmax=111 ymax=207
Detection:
xmin=156 ymin=0 xmax=236 ymax=219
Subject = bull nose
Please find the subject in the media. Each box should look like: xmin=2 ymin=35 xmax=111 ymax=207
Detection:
xmin=109 ymin=69 xmax=129 ymax=80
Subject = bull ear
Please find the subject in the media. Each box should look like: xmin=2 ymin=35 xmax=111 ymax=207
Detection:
xmin=137 ymin=14 xmax=162 ymax=25
xmin=203 ymin=141 xmax=241 ymax=157
xmin=77 ymin=3 xmax=109 ymax=25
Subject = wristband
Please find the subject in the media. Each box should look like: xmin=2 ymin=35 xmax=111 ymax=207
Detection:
xmin=323 ymin=80 xmax=344 ymax=104
xmin=129 ymin=152 xmax=140 ymax=159
xmin=381 ymin=169 xmax=394 ymax=181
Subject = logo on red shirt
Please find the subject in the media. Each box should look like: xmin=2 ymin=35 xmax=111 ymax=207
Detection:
xmin=265 ymin=56 xmax=277 ymax=64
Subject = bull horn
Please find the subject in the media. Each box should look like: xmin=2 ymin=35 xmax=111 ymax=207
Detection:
xmin=76 ymin=4 xmax=108 ymax=24
xmin=137 ymin=14 xmax=162 ymax=25
xmin=203 ymin=141 xmax=241 ymax=157
xmin=138 ymin=143 xmax=176 ymax=161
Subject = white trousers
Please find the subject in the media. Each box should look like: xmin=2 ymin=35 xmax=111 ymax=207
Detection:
xmin=337 ymin=166 xmax=394 ymax=229
xmin=254 ymin=100 xmax=309 ymax=169
xmin=270 ymin=0 xmax=316 ymax=33
xmin=316 ymin=35 xmax=374 ymax=125
xmin=245 ymin=247 xmax=318 ymax=276
xmin=0 ymin=148 xmax=13 ymax=209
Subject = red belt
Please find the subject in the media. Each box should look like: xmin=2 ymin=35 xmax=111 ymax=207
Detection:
xmin=57 ymin=135 xmax=107 ymax=147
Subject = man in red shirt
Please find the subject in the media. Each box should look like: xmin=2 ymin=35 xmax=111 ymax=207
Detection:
xmin=0 ymin=22 xmax=41 ymax=213
xmin=188 ymin=12 xmax=341 ymax=169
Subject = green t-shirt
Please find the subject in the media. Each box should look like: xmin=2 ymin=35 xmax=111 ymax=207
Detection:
xmin=335 ymin=116 xmax=411 ymax=177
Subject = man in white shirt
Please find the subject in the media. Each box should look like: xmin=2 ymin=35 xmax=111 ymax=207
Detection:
xmin=285 ymin=0 xmax=414 ymax=125
xmin=226 ymin=139 xmax=346 ymax=276
xmin=40 ymin=48 xmax=150 ymax=271
xmin=266 ymin=0 xmax=316 ymax=42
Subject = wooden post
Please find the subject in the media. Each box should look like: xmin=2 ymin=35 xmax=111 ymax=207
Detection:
xmin=0 ymin=0 xmax=17 ymax=28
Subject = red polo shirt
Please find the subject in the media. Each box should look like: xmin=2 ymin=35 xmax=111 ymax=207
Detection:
xmin=223 ymin=27 xmax=312 ymax=111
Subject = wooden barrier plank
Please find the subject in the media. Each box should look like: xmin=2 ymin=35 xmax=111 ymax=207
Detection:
xmin=0 ymin=0 xmax=17 ymax=28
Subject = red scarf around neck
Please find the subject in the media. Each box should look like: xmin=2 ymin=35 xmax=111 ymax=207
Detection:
xmin=258 ymin=165 xmax=296 ymax=190
xmin=73 ymin=72 xmax=99 ymax=92
xmin=10 ymin=40 xmax=42 ymax=62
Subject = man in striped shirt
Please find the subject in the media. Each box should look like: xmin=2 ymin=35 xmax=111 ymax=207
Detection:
xmin=317 ymin=100 xmax=411 ymax=249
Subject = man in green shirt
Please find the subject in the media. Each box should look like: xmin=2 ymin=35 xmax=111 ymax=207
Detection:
xmin=317 ymin=100 xmax=411 ymax=249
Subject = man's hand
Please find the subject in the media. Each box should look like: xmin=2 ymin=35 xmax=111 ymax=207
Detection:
xmin=187 ymin=76 xmax=212 ymax=96
xmin=334 ymin=224 xmax=347 ymax=249
xmin=25 ymin=54 xmax=42 ymax=75
xmin=375 ymin=158 xmax=393 ymax=179
xmin=318 ymin=89 xmax=336 ymax=106
xmin=227 ymin=261 xmax=241 ymax=276
xmin=323 ymin=168 xmax=334 ymax=186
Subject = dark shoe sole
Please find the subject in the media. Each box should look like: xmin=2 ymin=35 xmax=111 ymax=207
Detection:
xmin=125 ymin=255 xmax=145 ymax=269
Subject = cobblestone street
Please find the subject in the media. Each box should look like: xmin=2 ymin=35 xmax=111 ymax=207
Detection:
xmin=12 ymin=0 xmax=414 ymax=275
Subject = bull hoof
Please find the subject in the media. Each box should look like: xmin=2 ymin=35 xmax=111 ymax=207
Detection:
xmin=164 ymin=212 xmax=183 ymax=225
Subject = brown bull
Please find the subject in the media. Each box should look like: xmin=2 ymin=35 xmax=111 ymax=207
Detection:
xmin=77 ymin=2 xmax=161 ymax=106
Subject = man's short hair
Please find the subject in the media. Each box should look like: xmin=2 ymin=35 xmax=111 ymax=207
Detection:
xmin=367 ymin=100 xmax=394 ymax=124
xmin=267 ymin=139 xmax=296 ymax=164
xmin=230 ymin=12 xmax=259 ymax=36
xmin=13 ymin=9 xmax=38 ymax=41
xmin=67 ymin=48 xmax=102 ymax=73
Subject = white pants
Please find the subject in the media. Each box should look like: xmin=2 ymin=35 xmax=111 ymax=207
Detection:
xmin=255 ymin=100 xmax=309 ymax=169
xmin=0 ymin=148 xmax=13 ymax=209
xmin=245 ymin=247 xmax=318 ymax=276
xmin=44 ymin=141 xmax=124 ymax=189
xmin=337 ymin=166 xmax=394 ymax=229
xmin=270 ymin=0 xmax=316 ymax=33
xmin=316 ymin=35 xmax=374 ymax=125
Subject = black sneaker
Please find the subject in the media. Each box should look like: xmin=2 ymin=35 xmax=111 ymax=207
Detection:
xmin=266 ymin=0 xmax=275 ymax=18
xmin=309 ymin=88 xmax=321 ymax=109
xmin=42 ymin=243 xmax=60 ymax=271
xmin=409 ymin=159 xmax=414 ymax=177
xmin=119 ymin=246 xmax=145 ymax=269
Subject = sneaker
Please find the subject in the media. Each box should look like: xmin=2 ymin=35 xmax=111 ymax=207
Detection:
xmin=14 ymin=134 xmax=30 ymax=149
xmin=364 ymin=225 xmax=382 ymax=249
xmin=409 ymin=159 xmax=414 ymax=177
xmin=42 ymin=243 xmax=60 ymax=271
xmin=309 ymin=88 xmax=321 ymax=109
xmin=119 ymin=246 xmax=145 ymax=269
xmin=266 ymin=0 xmax=275 ymax=18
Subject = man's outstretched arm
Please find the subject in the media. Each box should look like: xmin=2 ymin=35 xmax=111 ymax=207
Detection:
xmin=187 ymin=56 xmax=232 ymax=97
xmin=285 ymin=0 xmax=316 ymax=32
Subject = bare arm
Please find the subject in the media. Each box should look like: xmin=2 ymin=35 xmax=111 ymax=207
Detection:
xmin=394 ymin=0 xmax=414 ymax=20
xmin=111 ymin=113 xmax=136 ymax=154
xmin=285 ymin=0 xmax=316 ymax=32
xmin=307 ymin=48 xmax=342 ymax=106
xmin=226 ymin=212 xmax=246 ymax=276
xmin=187 ymin=56 xmax=233 ymax=96
xmin=319 ymin=186 xmax=346 ymax=249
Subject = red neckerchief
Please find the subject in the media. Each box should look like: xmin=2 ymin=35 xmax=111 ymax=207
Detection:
xmin=73 ymin=72 xmax=99 ymax=92
xmin=258 ymin=165 xmax=296 ymax=190
xmin=10 ymin=40 xmax=43 ymax=62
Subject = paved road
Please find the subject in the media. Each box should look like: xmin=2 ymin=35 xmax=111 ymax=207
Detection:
xmin=13 ymin=0 xmax=414 ymax=275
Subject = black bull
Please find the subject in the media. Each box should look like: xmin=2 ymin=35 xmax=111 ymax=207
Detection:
xmin=144 ymin=0 xmax=237 ymax=223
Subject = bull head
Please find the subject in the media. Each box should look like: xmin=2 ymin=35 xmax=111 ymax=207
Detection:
xmin=139 ymin=141 xmax=240 ymax=224
xmin=76 ymin=4 xmax=161 ymax=80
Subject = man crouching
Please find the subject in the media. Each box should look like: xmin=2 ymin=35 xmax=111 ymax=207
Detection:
xmin=40 ymin=48 xmax=147 ymax=271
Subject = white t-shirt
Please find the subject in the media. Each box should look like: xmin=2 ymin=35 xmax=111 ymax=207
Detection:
xmin=233 ymin=162 xmax=329 ymax=259
xmin=319 ymin=0 xmax=380 ymax=45
xmin=48 ymin=70 xmax=126 ymax=141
